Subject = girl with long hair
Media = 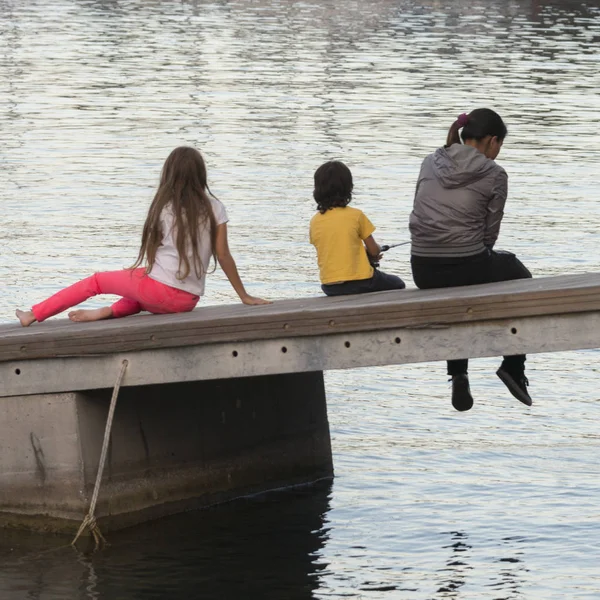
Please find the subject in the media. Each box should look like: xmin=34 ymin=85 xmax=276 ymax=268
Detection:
xmin=16 ymin=146 xmax=269 ymax=327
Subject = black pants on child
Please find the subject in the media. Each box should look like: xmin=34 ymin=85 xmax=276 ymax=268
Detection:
xmin=321 ymin=269 xmax=405 ymax=296
xmin=411 ymin=249 xmax=532 ymax=376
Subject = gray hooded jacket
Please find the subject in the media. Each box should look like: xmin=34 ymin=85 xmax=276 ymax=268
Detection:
xmin=409 ymin=144 xmax=508 ymax=257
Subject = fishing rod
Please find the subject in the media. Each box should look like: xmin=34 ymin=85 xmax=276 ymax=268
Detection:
xmin=380 ymin=241 xmax=411 ymax=252
xmin=369 ymin=240 xmax=410 ymax=268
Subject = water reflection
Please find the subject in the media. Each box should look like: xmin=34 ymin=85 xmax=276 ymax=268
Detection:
xmin=434 ymin=531 xmax=473 ymax=596
xmin=0 ymin=482 xmax=331 ymax=600
xmin=433 ymin=530 xmax=528 ymax=599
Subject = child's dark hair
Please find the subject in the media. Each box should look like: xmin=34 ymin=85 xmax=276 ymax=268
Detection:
xmin=313 ymin=160 xmax=353 ymax=213
xmin=446 ymin=108 xmax=508 ymax=146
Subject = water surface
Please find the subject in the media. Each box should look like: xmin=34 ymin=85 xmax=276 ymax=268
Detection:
xmin=1 ymin=0 xmax=600 ymax=597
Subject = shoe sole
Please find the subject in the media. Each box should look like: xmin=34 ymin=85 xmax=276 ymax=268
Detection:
xmin=496 ymin=369 xmax=532 ymax=406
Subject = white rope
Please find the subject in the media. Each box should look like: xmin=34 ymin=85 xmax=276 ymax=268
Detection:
xmin=72 ymin=359 xmax=129 ymax=549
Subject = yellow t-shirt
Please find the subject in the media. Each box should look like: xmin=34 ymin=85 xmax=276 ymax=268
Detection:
xmin=309 ymin=206 xmax=376 ymax=284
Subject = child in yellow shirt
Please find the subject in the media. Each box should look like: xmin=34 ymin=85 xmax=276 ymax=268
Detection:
xmin=309 ymin=160 xmax=405 ymax=296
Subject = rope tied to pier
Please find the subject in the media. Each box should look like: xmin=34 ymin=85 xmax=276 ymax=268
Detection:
xmin=72 ymin=359 xmax=129 ymax=550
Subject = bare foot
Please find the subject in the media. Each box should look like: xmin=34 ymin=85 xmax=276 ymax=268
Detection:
xmin=16 ymin=309 xmax=37 ymax=327
xmin=68 ymin=307 xmax=113 ymax=322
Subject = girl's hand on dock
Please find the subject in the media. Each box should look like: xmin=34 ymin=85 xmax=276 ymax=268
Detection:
xmin=241 ymin=294 xmax=271 ymax=306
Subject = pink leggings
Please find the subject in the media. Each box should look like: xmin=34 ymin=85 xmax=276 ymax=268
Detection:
xmin=31 ymin=268 xmax=199 ymax=322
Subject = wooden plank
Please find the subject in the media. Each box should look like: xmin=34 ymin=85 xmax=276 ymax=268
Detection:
xmin=2 ymin=273 xmax=600 ymax=362
xmin=3 ymin=311 xmax=600 ymax=398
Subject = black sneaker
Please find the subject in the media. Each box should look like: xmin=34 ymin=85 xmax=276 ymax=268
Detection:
xmin=451 ymin=374 xmax=474 ymax=412
xmin=496 ymin=367 xmax=532 ymax=406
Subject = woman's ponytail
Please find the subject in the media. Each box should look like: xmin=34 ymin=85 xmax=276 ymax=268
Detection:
xmin=446 ymin=113 xmax=470 ymax=146
xmin=447 ymin=109 xmax=507 ymax=146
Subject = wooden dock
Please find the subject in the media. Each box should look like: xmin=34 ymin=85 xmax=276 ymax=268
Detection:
xmin=2 ymin=273 xmax=600 ymax=397
xmin=2 ymin=272 xmax=600 ymax=534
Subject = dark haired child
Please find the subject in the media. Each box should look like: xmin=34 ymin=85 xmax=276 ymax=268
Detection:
xmin=409 ymin=108 xmax=532 ymax=411
xmin=309 ymin=160 xmax=405 ymax=297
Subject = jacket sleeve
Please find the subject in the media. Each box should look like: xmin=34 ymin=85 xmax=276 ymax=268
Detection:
xmin=484 ymin=168 xmax=508 ymax=248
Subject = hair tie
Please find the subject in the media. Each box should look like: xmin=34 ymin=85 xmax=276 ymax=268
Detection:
xmin=457 ymin=113 xmax=469 ymax=128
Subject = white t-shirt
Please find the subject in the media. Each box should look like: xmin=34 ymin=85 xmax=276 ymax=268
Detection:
xmin=148 ymin=197 xmax=228 ymax=296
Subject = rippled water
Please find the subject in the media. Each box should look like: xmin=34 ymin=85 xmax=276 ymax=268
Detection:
xmin=2 ymin=0 xmax=600 ymax=598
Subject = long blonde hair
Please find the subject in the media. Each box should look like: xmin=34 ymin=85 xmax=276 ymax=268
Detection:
xmin=132 ymin=147 xmax=217 ymax=280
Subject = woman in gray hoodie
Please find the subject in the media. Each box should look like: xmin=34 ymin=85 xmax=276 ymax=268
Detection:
xmin=409 ymin=108 xmax=532 ymax=412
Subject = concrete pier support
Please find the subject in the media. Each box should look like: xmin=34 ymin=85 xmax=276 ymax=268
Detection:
xmin=0 ymin=371 xmax=332 ymax=533
xmin=5 ymin=273 xmax=600 ymax=533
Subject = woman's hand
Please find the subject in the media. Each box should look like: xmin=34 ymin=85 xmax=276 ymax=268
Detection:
xmin=241 ymin=294 xmax=271 ymax=305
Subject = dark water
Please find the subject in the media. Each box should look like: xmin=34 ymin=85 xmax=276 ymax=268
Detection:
xmin=1 ymin=484 xmax=331 ymax=599
xmin=2 ymin=0 xmax=600 ymax=598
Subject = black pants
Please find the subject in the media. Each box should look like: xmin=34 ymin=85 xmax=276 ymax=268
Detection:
xmin=411 ymin=249 xmax=532 ymax=376
xmin=322 ymin=269 xmax=405 ymax=296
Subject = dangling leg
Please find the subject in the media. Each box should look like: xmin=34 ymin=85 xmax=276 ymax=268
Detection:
xmin=448 ymin=359 xmax=473 ymax=412
xmin=497 ymin=354 xmax=531 ymax=406
xmin=486 ymin=252 xmax=533 ymax=406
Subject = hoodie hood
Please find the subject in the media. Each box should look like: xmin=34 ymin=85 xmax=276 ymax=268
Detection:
xmin=431 ymin=144 xmax=497 ymax=189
